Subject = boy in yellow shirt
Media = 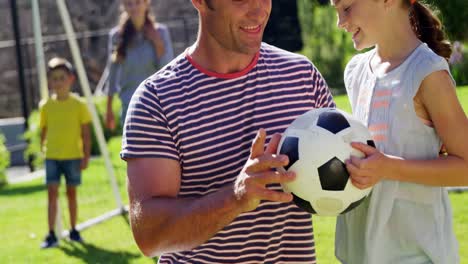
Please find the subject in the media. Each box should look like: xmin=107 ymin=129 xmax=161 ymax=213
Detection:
xmin=39 ymin=57 xmax=91 ymax=248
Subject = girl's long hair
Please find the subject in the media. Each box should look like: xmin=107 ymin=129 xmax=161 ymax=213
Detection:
xmin=408 ymin=1 xmax=452 ymax=61
xmin=112 ymin=7 xmax=156 ymax=63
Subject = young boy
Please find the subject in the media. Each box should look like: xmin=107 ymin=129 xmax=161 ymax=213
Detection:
xmin=39 ymin=57 xmax=91 ymax=248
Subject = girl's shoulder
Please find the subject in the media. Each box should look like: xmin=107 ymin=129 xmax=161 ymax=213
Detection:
xmin=344 ymin=49 xmax=374 ymax=80
xmin=154 ymin=22 xmax=170 ymax=35
xmin=154 ymin=22 xmax=168 ymax=29
xmin=411 ymin=43 xmax=447 ymax=66
xmin=410 ymin=43 xmax=452 ymax=83
xmin=108 ymin=26 xmax=121 ymax=44
xmin=347 ymin=50 xmax=374 ymax=69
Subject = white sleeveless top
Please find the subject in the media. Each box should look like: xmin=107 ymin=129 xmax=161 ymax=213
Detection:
xmin=335 ymin=43 xmax=459 ymax=264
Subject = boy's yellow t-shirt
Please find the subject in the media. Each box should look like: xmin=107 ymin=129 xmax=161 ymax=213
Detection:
xmin=39 ymin=93 xmax=92 ymax=160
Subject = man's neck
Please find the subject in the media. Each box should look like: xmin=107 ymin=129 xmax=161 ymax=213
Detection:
xmin=187 ymin=41 xmax=258 ymax=75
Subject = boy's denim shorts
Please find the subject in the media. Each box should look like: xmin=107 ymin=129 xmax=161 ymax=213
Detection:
xmin=45 ymin=159 xmax=82 ymax=186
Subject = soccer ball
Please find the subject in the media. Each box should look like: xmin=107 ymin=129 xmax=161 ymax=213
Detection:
xmin=278 ymin=107 xmax=375 ymax=216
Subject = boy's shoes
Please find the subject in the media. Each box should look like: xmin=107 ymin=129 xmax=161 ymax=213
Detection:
xmin=69 ymin=229 xmax=83 ymax=243
xmin=40 ymin=232 xmax=58 ymax=249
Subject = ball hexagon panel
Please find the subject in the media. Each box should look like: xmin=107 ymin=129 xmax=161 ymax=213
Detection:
xmin=317 ymin=111 xmax=350 ymax=134
xmin=317 ymin=157 xmax=349 ymax=191
xmin=279 ymin=136 xmax=299 ymax=171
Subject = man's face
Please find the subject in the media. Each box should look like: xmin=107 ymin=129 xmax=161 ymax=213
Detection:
xmin=201 ymin=0 xmax=272 ymax=55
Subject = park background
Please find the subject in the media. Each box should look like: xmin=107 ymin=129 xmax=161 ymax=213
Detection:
xmin=0 ymin=0 xmax=467 ymax=263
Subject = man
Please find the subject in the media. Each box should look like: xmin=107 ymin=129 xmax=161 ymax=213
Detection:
xmin=122 ymin=0 xmax=335 ymax=263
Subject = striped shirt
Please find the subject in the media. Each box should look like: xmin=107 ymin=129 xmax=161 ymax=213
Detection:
xmin=121 ymin=43 xmax=335 ymax=264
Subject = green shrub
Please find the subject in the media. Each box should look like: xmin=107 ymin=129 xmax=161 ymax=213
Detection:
xmin=23 ymin=111 xmax=44 ymax=170
xmin=298 ymin=1 xmax=356 ymax=90
xmin=0 ymin=134 xmax=11 ymax=187
xmin=90 ymin=95 xmax=123 ymax=155
xmin=23 ymin=95 xmax=123 ymax=168
xmin=450 ymin=49 xmax=468 ymax=86
xmin=425 ymin=0 xmax=468 ymax=41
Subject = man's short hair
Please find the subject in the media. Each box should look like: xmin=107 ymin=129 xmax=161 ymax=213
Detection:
xmin=47 ymin=57 xmax=74 ymax=75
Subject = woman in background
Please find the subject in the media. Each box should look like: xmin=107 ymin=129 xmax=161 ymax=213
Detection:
xmin=105 ymin=0 xmax=174 ymax=130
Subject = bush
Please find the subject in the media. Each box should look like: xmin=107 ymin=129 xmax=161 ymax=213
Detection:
xmin=22 ymin=111 xmax=43 ymax=170
xmin=298 ymin=1 xmax=355 ymax=90
xmin=425 ymin=0 xmax=468 ymax=41
xmin=0 ymin=134 xmax=11 ymax=187
xmin=450 ymin=48 xmax=468 ymax=86
xmin=23 ymin=95 xmax=123 ymax=168
xmin=90 ymin=95 xmax=123 ymax=155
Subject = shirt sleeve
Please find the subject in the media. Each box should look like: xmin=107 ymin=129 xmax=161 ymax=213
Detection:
xmin=80 ymin=99 xmax=92 ymax=125
xmin=39 ymin=101 xmax=47 ymax=129
xmin=413 ymin=53 xmax=455 ymax=94
xmin=156 ymin=24 xmax=175 ymax=68
xmin=120 ymin=81 xmax=179 ymax=161
xmin=106 ymin=28 xmax=122 ymax=96
xmin=310 ymin=63 xmax=336 ymax=108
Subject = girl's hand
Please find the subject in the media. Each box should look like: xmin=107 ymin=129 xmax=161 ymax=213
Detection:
xmin=346 ymin=142 xmax=388 ymax=189
xmin=143 ymin=23 xmax=165 ymax=58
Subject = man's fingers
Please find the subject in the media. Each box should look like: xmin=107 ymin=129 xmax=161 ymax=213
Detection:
xmin=265 ymin=133 xmax=282 ymax=154
xmin=259 ymin=188 xmax=293 ymax=203
xmin=250 ymin=129 xmax=266 ymax=159
xmin=248 ymin=154 xmax=289 ymax=173
xmin=249 ymin=184 xmax=293 ymax=203
xmin=252 ymin=170 xmax=296 ymax=185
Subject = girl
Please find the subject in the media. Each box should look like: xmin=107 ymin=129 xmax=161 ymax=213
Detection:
xmin=331 ymin=0 xmax=468 ymax=263
xmin=105 ymin=0 xmax=174 ymax=130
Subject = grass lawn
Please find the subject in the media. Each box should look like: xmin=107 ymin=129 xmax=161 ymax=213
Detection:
xmin=0 ymin=159 xmax=153 ymax=264
xmin=1 ymin=86 xmax=467 ymax=263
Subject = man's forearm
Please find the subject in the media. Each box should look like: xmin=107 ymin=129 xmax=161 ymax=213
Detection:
xmin=131 ymin=185 xmax=243 ymax=257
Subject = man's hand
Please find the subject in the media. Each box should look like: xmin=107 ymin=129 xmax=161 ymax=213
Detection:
xmin=234 ymin=129 xmax=296 ymax=213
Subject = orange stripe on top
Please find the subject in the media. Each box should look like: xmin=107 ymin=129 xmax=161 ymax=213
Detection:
xmin=374 ymin=89 xmax=392 ymax=98
xmin=369 ymin=123 xmax=388 ymax=132
xmin=372 ymin=101 xmax=390 ymax=109
xmin=372 ymin=134 xmax=387 ymax=142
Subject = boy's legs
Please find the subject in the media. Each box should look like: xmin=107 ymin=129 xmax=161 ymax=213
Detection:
xmin=66 ymin=186 xmax=77 ymax=229
xmin=63 ymin=159 xmax=83 ymax=242
xmin=42 ymin=160 xmax=61 ymax=248
xmin=47 ymin=184 xmax=60 ymax=231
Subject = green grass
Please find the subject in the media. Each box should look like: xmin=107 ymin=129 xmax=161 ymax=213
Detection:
xmin=0 ymin=145 xmax=153 ymax=263
xmin=1 ymin=86 xmax=467 ymax=263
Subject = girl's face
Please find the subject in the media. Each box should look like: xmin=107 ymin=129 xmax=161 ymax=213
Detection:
xmin=332 ymin=0 xmax=386 ymax=50
xmin=122 ymin=0 xmax=149 ymax=21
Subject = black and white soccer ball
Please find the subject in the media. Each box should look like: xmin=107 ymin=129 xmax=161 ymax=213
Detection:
xmin=278 ymin=108 xmax=375 ymax=216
